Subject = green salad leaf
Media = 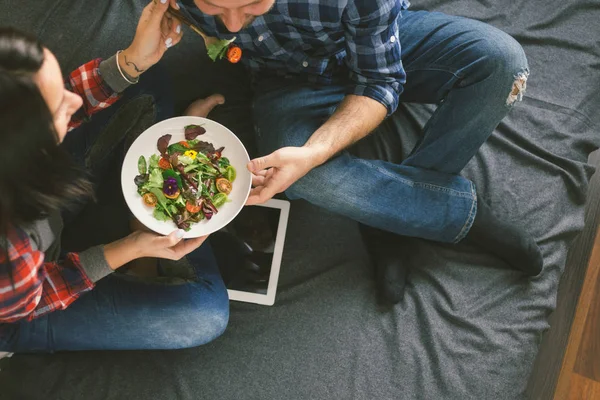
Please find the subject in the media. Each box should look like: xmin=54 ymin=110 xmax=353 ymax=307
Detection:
xmin=149 ymin=154 xmax=160 ymax=169
xmin=167 ymin=143 xmax=189 ymax=154
xmin=150 ymin=188 xmax=172 ymax=217
xmin=178 ymin=155 xmax=194 ymax=165
xmin=153 ymin=207 xmax=169 ymax=221
xmin=206 ymin=37 xmax=236 ymax=62
xmin=138 ymin=155 xmax=147 ymax=175
xmin=149 ymin=168 xmax=164 ymax=188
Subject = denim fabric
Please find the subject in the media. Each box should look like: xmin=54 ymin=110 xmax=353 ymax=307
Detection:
xmin=252 ymin=11 xmax=529 ymax=243
xmin=0 ymin=243 xmax=229 ymax=352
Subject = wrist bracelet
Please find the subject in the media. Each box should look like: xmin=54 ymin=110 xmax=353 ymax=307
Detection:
xmin=116 ymin=50 xmax=140 ymax=85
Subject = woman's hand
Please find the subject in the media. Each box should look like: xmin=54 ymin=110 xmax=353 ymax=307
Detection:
xmin=119 ymin=0 xmax=183 ymax=79
xmin=133 ymin=230 xmax=208 ymax=260
xmin=104 ymin=229 xmax=208 ymax=271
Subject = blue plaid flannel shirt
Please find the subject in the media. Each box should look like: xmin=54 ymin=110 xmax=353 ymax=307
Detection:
xmin=179 ymin=0 xmax=410 ymax=115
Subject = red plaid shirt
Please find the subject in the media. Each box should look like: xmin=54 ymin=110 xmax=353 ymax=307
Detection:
xmin=0 ymin=59 xmax=121 ymax=323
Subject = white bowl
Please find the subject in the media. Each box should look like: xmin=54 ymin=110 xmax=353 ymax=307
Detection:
xmin=121 ymin=116 xmax=252 ymax=238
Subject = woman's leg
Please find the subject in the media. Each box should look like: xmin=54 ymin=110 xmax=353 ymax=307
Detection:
xmin=0 ymin=241 xmax=229 ymax=352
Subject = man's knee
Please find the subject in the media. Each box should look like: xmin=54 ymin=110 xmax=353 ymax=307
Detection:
xmin=473 ymin=27 xmax=529 ymax=105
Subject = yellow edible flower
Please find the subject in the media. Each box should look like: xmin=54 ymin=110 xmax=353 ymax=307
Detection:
xmin=184 ymin=150 xmax=198 ymax=160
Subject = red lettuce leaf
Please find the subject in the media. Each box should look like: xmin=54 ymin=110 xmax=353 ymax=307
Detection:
xmin=184 ymin=125 xmax=206 ymax=140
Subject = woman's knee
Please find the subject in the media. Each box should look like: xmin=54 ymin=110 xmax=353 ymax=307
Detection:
xmin=159 ymin=288 xmax=230 ymax=349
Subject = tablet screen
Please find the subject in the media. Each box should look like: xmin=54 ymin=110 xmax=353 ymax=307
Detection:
xmin=211 ymin=199 xmax=289 ymax=304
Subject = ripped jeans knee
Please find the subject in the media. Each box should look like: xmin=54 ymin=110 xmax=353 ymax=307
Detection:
xmin=506 ymin=70 xmax=529 ymax=106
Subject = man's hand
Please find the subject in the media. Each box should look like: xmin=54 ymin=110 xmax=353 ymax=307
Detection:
xmin=246 ymin=146 xmax=320 ymax=205
xmin=119 ymin=0 xmax=183 ymax=79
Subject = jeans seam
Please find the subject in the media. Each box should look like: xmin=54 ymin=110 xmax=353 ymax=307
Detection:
xmin=404 ymin=65 xmax=464 ymax=80
xmin=453 ymin=182 xmax=477 ymax=243
xmin=355 ymin=158 xmax=474 ymax=199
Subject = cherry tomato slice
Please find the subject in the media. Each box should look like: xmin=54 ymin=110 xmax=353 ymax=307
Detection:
xmin=158 ymin=157 xmax=171 ymax=170
xmin=186 ymin=201 xmax=201 ymax=214
xmin=227 ymin=46 xmax=242 ymax=63
xmin=216 ymin=177 xmax=232 ymax=195
xmin=142 ymin=193 xmax=158 ymax=207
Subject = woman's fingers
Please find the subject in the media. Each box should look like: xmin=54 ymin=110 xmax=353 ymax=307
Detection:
xmin=160 ymin=14 xmax=172 ymax=40
xmin=159 ymin=229 xmax=186 ymax=249
xmin=160 ymin=14 xmax=183 ymax=49
xmin=168 ymin=235 xmax=208 ymax=259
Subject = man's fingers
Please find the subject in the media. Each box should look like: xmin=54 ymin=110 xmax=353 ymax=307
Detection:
xmin=169 ymin=0 xmax=180 ymax=9
xmin=254 ymin=169 xmax=268 ymax=177
xmin=246 ymin=184 xmax=278 ymax=205
xmin=246 ymin=188 xmax=264 ymax=205
xmin=247 ymin=151 xmax=280 ymax=173
xmin=252 ymin=173 xmax=266 ymax=187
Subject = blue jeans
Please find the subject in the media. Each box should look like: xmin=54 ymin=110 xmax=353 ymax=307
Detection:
xmin=252 ymin=11 xmax=529 ymax=243
xmin=0 ymin=65 xmax=229 ymax=352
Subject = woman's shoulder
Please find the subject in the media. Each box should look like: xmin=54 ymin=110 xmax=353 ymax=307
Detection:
xmin=5 ymin=213 xmax=62 ymax=255
xmin=0 ymin=223 xmax=38 ymax=259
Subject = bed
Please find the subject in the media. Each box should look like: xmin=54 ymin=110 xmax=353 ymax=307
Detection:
xmin=0 ymin=0 xmax=599 ymax=399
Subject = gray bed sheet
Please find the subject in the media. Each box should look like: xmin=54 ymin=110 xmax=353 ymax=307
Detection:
xmin=1 ymin=0 xmax=599 ymax=399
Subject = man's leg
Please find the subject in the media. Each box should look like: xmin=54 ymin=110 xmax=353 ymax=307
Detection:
xmin=351 ymin=10 xmax=540 ymax=301
xmin=252 ymin=11 xmax=541 ymax=299
xmin=0 ymin=242 xmax=228 ymax=352
xmin=253 ymin=79 xmax=476 ymax=243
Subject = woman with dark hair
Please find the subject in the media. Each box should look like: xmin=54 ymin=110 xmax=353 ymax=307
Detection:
xmin=0 ymin=0 xmax=229 ymax=355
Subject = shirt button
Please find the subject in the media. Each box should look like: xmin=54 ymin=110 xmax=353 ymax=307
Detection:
xmin=258 ymin=35 xmax=264 ymax=42
xmin=390 ymin=36 xmax=396 ymax=43
xmin=302 ymin=61 xmax=308 ymax=67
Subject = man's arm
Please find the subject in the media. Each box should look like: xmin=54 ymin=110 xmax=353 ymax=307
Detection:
xmin=246 ymin=0 xmax=403 ymax=204
xmin=304 ymin=94 xmax=387 ymax=166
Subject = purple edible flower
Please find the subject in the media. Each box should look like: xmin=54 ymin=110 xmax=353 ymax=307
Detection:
xmin=163 ymin=177 xmax=179 ymax=196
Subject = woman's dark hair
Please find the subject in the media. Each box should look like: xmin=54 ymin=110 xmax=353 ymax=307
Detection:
xmin=0 ymin=27 xmax=92 ymax=285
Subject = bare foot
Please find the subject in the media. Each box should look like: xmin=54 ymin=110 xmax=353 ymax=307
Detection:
xmin=184 ymin=94 xmax=225 ymax=118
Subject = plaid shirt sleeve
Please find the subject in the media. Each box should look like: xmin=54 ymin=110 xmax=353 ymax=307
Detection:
xmin=342 ymin=0 xmax=406 ymax=115
xmin=66 ymin=58 xmax=122 ymax=131
xmin=0 ymin=226 xmax=94 ymax=323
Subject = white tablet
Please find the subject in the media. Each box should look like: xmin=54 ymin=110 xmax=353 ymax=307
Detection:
xmin=210 ymin=199 xmax=290 ymax=306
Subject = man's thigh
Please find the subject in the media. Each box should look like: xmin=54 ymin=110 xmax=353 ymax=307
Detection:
xmin=251 ymin=77 xmax=346 ymax=155
xmin=252 ymin=77 xmax=419 ymax=165
xmin=398 ymin=10 xmax=520 ymax=104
